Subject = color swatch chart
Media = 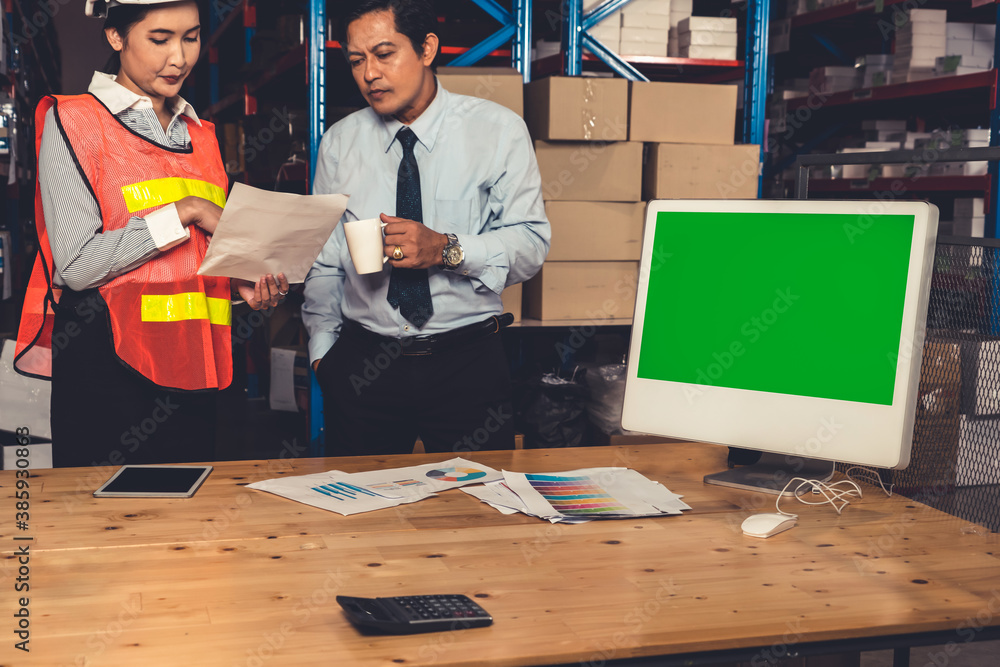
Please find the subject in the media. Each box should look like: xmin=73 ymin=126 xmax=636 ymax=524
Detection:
xmin=525 ymin=474 xmax=631 ymax=516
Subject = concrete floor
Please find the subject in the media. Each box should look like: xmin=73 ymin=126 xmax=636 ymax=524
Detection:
xmin=861 ymin=640 xmax=1000 ymax=666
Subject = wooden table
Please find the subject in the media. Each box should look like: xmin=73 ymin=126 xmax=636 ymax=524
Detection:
xmin=1 ymin=444 xmax=998 ymax=667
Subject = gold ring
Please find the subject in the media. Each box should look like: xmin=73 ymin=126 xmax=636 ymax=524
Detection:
xmin=392 ymin=245 xmax=404 ymax=260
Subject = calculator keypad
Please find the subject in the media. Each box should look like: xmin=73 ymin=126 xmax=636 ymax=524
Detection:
xmin=392 ymin=595 xmax=491 ymax=622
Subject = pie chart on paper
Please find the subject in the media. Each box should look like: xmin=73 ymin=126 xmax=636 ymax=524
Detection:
xmin=426 ymin=467 xmax=488 ymax=483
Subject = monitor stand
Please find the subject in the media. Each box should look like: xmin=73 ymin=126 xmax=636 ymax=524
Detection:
xmin=703 ymin=452 xmax=835 ymax=496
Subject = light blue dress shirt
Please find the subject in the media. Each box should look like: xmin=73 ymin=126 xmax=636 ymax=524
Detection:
xmin=303 ymin=82 xmax=551 ymax=364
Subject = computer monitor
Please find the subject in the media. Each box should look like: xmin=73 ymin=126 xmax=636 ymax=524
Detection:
xmin=622 ymin=199 xmax=939 ymax=494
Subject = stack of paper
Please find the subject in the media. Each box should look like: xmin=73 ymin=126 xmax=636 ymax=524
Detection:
xmin=248 ymin=457 xmax=502 ymax=516
xmin=462 ymin=467 xmax=691 ymax=523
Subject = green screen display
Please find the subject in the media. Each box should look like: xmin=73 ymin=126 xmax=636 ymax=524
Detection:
xmin=637 ymin=211 xmax=915 ymax=405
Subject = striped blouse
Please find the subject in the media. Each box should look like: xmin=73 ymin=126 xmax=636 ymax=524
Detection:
xmin=39 ymin=72 xmax=200 ymax=290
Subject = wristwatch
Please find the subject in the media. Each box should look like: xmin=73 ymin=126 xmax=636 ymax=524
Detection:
xmin=442 ymin=233 xmax=464 ymax=270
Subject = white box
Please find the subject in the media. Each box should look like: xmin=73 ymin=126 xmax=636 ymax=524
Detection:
xmin=678 ymin=16 xmax=737 ymax=33
xmin=624 ymin=0 xmax=672 ymax=16
xmin=896 ymin=32 xmax=947 ymax=50
xmin=671 ymin=0 xmax=693 ymax=12
xmin=903 ymin=131 xmax=932 ymax=149
xmin=946 ymin=22 xmax=976 ymax=41
xmin=973 ymin=40 xmax=995 ymax=57
xmin=679 ymin=30 xmax=739 ymax=47
xmin=621 ymin=26 xmax=670 ymax=43
xmin=863 ymin=70 xmax=892 ymax=87
xmin=946 ymin=39 xmax=976 ymax=56
xmin=974 ymin=23 xmax=996 ymax=41
xmin=622 ymin=12 xmax=671 ymax=29
xmin=952 ymin=217 xmax=986 ymax=237
xmin=954 ymin=197 xmax=985 ymax=217
xmin=907 ymin=8 xmax=947 ymax=22
xmin=620 ymin=40 xmax=668 ymax=57
xmin=682 ymin=44 xmax=738 ymax=60
xmin=899 ymin=22 xmax=947 ymax=36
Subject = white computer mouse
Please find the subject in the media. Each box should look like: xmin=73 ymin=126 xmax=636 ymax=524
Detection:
xmin=741 ymin=513 xmax=797 ymax=538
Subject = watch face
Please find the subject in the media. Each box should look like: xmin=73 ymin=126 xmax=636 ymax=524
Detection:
xmin=445 ymin=245 xmax=463 ymax=267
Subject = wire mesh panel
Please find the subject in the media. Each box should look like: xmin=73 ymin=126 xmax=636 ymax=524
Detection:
xmin=897 ymin=239 xmax=1000 ymax=531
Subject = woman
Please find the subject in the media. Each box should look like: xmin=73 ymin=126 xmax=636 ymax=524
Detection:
xmin=14 ymin=0 xmax=288 ymax=467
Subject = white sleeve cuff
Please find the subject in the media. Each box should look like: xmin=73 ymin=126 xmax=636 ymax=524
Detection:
xmin=145 ymin=203 xmax=190 ymax=251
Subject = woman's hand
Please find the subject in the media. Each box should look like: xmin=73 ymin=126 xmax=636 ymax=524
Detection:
xmin=233 ymin=273 xmax=289 ymax=310
xmin=176 ymin=196 xmax=223 ymax=235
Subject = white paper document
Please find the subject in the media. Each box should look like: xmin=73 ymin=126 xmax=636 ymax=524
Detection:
xmin=465 ymin=468 xmax=691 ymax=522
xmin=268 ymin=348 xmax=299 ymax=412
xmin=198 ymin=182 xmax=348 ymax=283
xmin=247 ymin=457 xmax=503 ymax=516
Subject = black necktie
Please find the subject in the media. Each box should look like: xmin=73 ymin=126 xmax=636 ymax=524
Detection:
xmin=386 ymin=127 xmax=433 ymax=328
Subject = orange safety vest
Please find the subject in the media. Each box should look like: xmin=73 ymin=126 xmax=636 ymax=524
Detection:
xmin=14 ymin=94 xmax=233 ymax=392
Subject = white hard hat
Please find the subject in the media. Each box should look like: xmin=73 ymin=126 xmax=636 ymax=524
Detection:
xmin=85 ymin=0 xmax=187 ymax=18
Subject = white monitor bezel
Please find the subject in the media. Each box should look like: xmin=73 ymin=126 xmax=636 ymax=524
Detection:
xmin=621 ymin=199 xmax=939 ymax=469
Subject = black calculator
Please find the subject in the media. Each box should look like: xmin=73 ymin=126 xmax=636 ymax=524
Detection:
xmin=336 ymin=594 xmax=493 ymax=634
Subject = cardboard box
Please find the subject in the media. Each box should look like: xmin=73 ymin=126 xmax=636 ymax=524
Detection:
xmin=679 ymin=30 xmax=739 ymax=47
xmin=677 ymin=16 xmax=737 ymax=33
xmin=643 ymin=143 xmax=760 ymax=199
xmin=624 ymin=0 xmax=672 ymax=16
xmin=535 ymin=140 xmax=643 ymax=202
xmin=525 ymin=76 xmax=629 ymax=141
xmin=435 ymin=66 xmax=524 ymax=117
xmin=621 ymin=12 xmax=671 ymax=29
xmin=545 ymin=201 xmax=645 ymax=261
xmin=502 ymin=283 xmax=523 ymax=322
xmin=682 ymin=45 xmax=738 ymax=60
xmin=620 ymin=26 xmax=670 ymax=43
xmin=620 ymin=40 xmax=668 ymax=57
xmin=524 ymin=261 xmax=638 ymax=321
xmin=628 ymin=81 xmax=737 ymax=144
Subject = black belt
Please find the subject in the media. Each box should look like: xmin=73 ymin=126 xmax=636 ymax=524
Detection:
xmin=341 ymin=314 xmax=514 ymax=356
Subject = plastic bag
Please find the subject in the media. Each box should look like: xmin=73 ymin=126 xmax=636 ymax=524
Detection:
xmin=583 ymin=363 xmax=630 ymax=436
xmin=516 ymin=368 xmax=589 ymax=448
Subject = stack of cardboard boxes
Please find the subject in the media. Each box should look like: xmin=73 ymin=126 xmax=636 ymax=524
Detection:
xmin=432 ymin=68 xmax=758 ymax=322
xmin=524 ymin=77 xmax=643 ymax=322
xmin=620 ymin=0 xmax=672 ymax=57
xmin=436 ymin=66 xmax=528 ymax=320
xmin=521 ymin=76 xmax=757 ymax=321
xmin=936 ymin=22 xmax=995 ymax=77
xmin=951 ymin=198 xmax=986 ymax=238
xmin=677 ymin=16 xmax=738 ymax=61
xmin=893 ymin=9 xmax=947 ymax=83
xmin=667 ymin=0 xmax=694 ymax=57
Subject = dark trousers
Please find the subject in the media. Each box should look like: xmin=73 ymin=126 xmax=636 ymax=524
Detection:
xmin=50 ymin=290 xmax=217 ymax=468
xmin=316 ymin=322 xmax=515 ymax=457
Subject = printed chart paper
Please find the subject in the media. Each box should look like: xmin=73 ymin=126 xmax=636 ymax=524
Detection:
xmin=479 ymin=468 xmax=691 ymax=522
xmin=248 ymin=458 xmax=502 ymax=516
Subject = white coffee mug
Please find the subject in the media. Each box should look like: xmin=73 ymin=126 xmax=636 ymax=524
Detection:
xmin=343 ymin=218 xmax=388 ymax=274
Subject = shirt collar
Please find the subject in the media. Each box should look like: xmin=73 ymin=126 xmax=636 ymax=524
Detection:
xmin=380 ymin=80 xmax=449 ymax=154
xmin=88 ymin=71 xmax=202 ymax=126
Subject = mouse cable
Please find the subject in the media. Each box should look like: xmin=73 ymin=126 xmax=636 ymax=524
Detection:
xmin=774 ymin=477 xmax=864 ymax=516
xmin=843 ymin=465 xmax=894 ymax=498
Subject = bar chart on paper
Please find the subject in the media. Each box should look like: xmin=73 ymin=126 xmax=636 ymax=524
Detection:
xmin=525 ymin=474 xmax=631 ymax=516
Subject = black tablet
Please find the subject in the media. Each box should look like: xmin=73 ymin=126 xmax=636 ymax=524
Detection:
xmin=93 ymin=465 xmax=213 ymax=498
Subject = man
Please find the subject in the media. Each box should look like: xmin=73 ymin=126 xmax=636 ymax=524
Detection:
xmin=303 ymin=0 xmax=550 ymax=456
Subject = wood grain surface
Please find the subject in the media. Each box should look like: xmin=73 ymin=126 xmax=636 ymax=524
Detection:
xmin=1 ymin=444 xmax=998 ymax=667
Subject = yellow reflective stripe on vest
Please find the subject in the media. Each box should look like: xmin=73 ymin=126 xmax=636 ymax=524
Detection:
xmin=141 ymin=293 xmax=232 ymax=326
xmin=122 ymin=178 xmax=227 ymax=214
